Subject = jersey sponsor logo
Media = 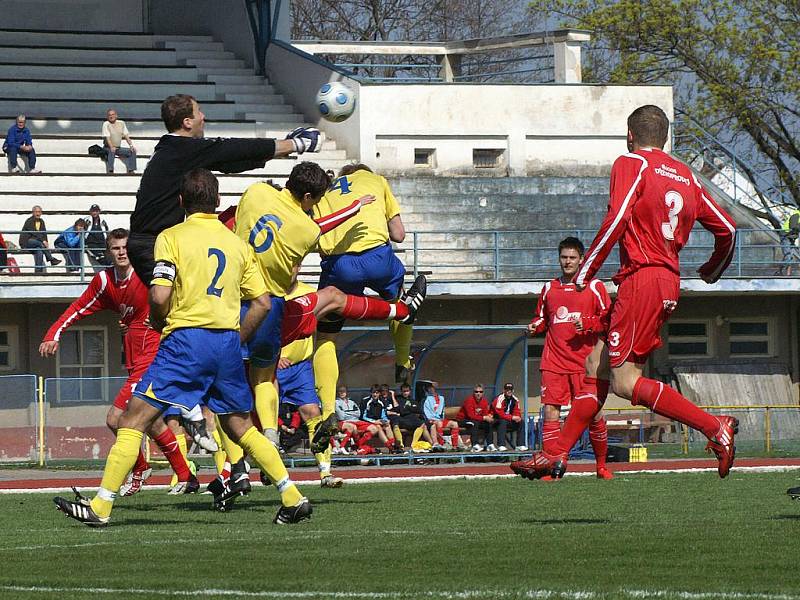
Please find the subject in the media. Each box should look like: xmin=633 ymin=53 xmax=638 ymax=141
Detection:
xmin=654 ymin=164 xmax=691 ymax=186
xmin=294 ymin=295 xmax=312 ymax=307
xmin=663 ymin=300 xmax=678 ymax=313
xmin=553 ymin=305 xmax=581 ymax=324
xmin=153 ymin=260 xmax=176 ymax=282
xmin=119 ymin=304 xmax=134 ymax=321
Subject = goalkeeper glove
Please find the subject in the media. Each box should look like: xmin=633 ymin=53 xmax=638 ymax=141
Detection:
xmin=285 ymin=127 xmax=324 ymax=154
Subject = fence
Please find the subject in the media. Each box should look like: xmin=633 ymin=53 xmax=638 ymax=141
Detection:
xmin=1 ymin=227 xmax=795 ymax=283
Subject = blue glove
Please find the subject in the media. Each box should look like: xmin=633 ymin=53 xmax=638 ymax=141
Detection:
xmin=285 ymin=127 xmax=324 ymax=154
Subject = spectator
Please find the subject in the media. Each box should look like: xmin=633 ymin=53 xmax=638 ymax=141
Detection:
xmin=19 ymin=206 xmax=61 ymax=273
xmin=362 ymin=384 xmax=399 ymax=452
xmin=0 ymin=231 xmax=7 ymax=271
xmin=334 ymin=384 xmax=382 ymax=455
xmin=278 ymin=402 xmax=304 ymax=453
xmin=102 ymin=109 xmax=137 ymax=174
xmin=2 ymin=115 xmax=41 ymax=174
xmin=779 ymin=209 xmax=800 ymax=276
xmin=456 ymin=384 xmax=495 ymax=452
xmin=83 ymin=204 xmax=110 ymax=266
xmin=421 ymin=380 xmax=465 ymax=451
xmin=491 ymin=383 xmax=526 ymax=451
xmin=389 ymin=382 xmax=430 ymax=449
xmin=54 ymin=219 xmax=87 ymax=272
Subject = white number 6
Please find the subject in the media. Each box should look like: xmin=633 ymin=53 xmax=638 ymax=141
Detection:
xmin=661 ymin=190 xmax=684 ymax=240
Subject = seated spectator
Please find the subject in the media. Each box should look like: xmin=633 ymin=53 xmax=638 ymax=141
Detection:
xmin=83 ymin=204 xmax=110 ymax=266
xmin=490 ymin=382 xmax=527 ymax=451
xmin=102 ymin=109 xmax=137 ymax=174
xmin=456 ymin=384 xmax=495 ymax=452
xmin=334 ymin=384 xmax=383 ymax=455
xmin=421 ymin=380 xmax=466 ymax=451
xmin=362 ymin=384 xmax=399 ymax=453
xmin=19 ymin=206 xmax=61 ymax=273
xmin=278 ymin=402 xmax=304 ymax=453
xmin=388 ymin=382 xmax=430 ymax=450
xmin=0 ymin=231 xmax=7 ymax=271
xmin=55 ymin=219 xmax=87 ymax=272
xmin=2 ymin=115 xmax=41 ymax=174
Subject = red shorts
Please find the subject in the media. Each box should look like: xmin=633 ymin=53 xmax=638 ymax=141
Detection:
xmin=540 ymin=371 xmax=584 ymax=406
xmin=607 ymin=267 xmax=679 ymax=368
xmin=114 ymin=330 xmax=159 ymax=410
xmin=342 ymin=420 xmax=373 ymax=433
xmin=282 ymin=293 xmax=319 ymax=345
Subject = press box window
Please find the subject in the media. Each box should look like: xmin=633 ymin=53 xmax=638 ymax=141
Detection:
xmin=729 ymin=320 xmax=772 ymax=356
xmin=414 ymin=148 xmax=435 ymax=167
xmin=0 ymin=326 xmax=18 ymax=370
xmin=667 ymin=321 xmax=710 ymax=358
xmin=473 ymin=149 xmax=504 ymax=168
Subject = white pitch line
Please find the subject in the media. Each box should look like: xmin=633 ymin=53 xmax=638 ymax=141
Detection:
xmin=1 ymin=464 xmax=799 ymax=495
xmin=0 ymin=586 xmax=798 ymax=600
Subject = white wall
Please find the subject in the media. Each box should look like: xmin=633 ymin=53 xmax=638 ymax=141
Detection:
xmin=2 ymin=0 xmax=145 ymax=31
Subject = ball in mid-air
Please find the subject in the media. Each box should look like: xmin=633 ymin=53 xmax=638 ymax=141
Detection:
xmin=316 ymin=81 xmax=356 ymax=122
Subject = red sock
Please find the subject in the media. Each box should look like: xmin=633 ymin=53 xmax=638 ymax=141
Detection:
xmin=358 ymin=431 xmax=373 ymax=449
xmin=220 ymin=461 xmax=231 ymax=486
xmin=340 ymin=295 xmax=409 ymax=321
xmin=555 ymin=395 xmax=601 ymax=455
xmin=589 ymin=418 xmax=608 ymax=469
xmin=450 ymin=428 xmax=460 ymax=447
xmin=133 ymin=449 xmax=150 ymax=473
xmin=632 ymin=377 xmax=718 ymax=438
xmin=585 ymin=377 xmax=610 ymax=404
xmin=341 ymin=432 xmax=352 ymax=448
xmin=541 ymin=419 xmax=561 ymax=454
xmin=385 ymin=437 xmax=396 ymax=449
xmin=154 ymin=428 xmax=192 ymax=482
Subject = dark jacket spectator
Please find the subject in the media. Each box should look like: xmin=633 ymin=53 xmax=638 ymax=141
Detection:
xmin=83 ymin=204 xmax=110 ymax=264
xmin=20 ymin=206 xmax=60 ymax=272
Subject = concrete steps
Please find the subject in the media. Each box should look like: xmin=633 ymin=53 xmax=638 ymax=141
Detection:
xmin=0 ymin=30 xmax=213 ymax=48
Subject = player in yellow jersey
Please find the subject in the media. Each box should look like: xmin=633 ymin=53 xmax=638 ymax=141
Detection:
xmin=233 ymin=162 xmax=427 ymax=457
xmin=54 ymin=168 xmax=312 ymax=526
xmin=311 ymin=164 xmax=412 ymax=447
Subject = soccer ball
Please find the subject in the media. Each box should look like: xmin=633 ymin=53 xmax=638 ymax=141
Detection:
xmin=316 ymin=82 xmax=356 ymax=122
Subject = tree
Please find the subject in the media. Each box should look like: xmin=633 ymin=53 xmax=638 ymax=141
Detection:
xmin=527 ymin=0 xmax=800 ymax=224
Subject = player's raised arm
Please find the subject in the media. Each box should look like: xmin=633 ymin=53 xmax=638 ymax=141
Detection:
xmin=576 ymin=154 xmax=648 ymax=287
xmin=693 ymin=176 xmax=737 ymax=283
xmin=314 ymin=194 xmax=375 ymax=234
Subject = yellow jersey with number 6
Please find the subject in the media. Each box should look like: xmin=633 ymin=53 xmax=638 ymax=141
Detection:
xmin=234 ymin=183 xmax=321 ymax=297
xmin=314 ymin=169 xmax=400 ymax=256
xmin=152 ymin=213 xmax=266 ymax=336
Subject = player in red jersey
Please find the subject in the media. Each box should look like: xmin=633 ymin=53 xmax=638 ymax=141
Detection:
xmin=513 ymin=105 xmax=738 ymax=480
xmin=525 ymin=237 xmax=613 ymax=479
xmin=39 ymin=228 xmax=198 ymax=495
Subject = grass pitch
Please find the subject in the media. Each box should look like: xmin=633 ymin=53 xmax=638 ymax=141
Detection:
xmin=1 ymin=471 xmax=799 ymax=600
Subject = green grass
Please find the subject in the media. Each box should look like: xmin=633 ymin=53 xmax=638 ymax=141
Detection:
xmin=1 ymin=472 xmax=800 ymax=599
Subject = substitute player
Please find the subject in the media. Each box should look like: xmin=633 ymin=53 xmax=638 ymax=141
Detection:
xmin=54 ymin=168 xmax=311 ymax=526
xmin=523 ymin=237 xmax=612 ymax=479
xmin=39 ymin=228 xmax=198 ymax=496
xmin=311 ymin=164 xmax=412 ymax=446
xmin=233 ymin=162 xmax=426 ymax=461
xmin=513 ymin=105 xmax=738 ymax=480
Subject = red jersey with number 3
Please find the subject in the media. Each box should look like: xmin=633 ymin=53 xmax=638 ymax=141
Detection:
xmin=43 ymin=267 xmax=159 ymax=371
xmin=576 ymin=148 xmax=736 ymax=287
xmin=530 ymin=278 xmax=611 ymax=374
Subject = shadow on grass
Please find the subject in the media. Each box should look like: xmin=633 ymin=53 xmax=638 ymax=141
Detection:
xmin=521 ymin=518 xmax=611 ymax=525
xmin=769 ymin=514 xmax=800 ymax=521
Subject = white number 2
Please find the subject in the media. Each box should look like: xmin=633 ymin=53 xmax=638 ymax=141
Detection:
xmin=661 ymin=191 xmax=684 ymax=240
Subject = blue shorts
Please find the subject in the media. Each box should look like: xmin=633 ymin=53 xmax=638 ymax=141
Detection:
xmin=240 ymin=296 xmax=285 ymax=368
xmin=136 ymin=328 xmax=253 ymax=415
xmin=319 ymin=243 xmax=405 ymax=300
xmin=276 ymin=359 xmax=320 ymax=407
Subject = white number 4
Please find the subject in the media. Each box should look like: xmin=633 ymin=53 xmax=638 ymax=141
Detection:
xmin=661 ymin=190 xmax=684 ymax=240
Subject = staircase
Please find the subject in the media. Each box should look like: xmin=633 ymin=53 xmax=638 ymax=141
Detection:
xmin=0 ymin=29 xmax=349 ymax=277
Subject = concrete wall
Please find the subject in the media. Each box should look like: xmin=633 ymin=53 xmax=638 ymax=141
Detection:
xmin=2 ymin=0 xmax=145 ymax=31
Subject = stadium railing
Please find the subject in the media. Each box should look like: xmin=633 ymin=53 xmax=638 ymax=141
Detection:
xmin=0 ymin=227 xmax=794 ymax=282
xmin=1 ymin=229 xmax=106 ymax=282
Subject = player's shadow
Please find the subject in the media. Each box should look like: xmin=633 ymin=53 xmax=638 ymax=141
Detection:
xmin=521 ymin=518 xmax=610 ymax=525
xmin=115 ymin=518 xmax=196 ymax=526
xmin=770 ymin=514 xmax=800 ymax=521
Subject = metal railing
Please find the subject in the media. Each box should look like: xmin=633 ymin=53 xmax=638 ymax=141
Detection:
xmin=1 ymin=227 xmax=796 ymax=283
xmin=1 ymin=229 xmax=108 ymax=282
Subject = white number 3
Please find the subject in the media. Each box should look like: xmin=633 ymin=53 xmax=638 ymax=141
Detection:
xmin=608 ymin=331 xmax=621 ymax=347
xmin=661 ymin=190 xmax=684 ymax=240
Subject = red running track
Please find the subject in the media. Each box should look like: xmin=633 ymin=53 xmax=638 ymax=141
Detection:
xmin=2 ymin=457 xmax=800 ymax=491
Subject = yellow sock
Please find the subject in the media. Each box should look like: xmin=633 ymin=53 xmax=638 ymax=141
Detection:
xmin=254 ymin=380 xmax=279 ymax=432
xmin=313 ymin=340 xmax=338 ymax=418
xmin=216 ymin=418 xmax=244 ymax=464
xmin=169 ymin=430 xmax=190 ymax=487
xmin=412 ymin=425 xmax=425 ymax=445
xmin=316 ymin=445 xmax=332 ymax=479
xmin=211 ymin=429 xmax=226 ymax=474
xmin=238 ymin=426 xmax=302 ymax=507
xmin=392 ymin=425 xmax=404 ymax=448
xmin=390 ymin=321 xmax=413 ymax=369
xmin=91 ymin=428 xmax=143 ymax=518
